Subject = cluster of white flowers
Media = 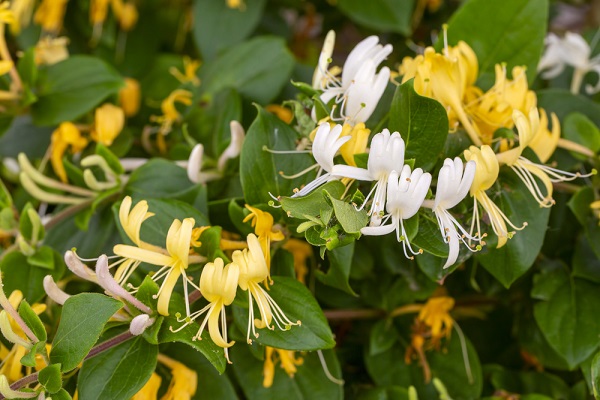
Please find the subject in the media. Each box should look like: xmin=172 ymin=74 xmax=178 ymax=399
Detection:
xmin=294 ymin=123 xmax=478 ymax=269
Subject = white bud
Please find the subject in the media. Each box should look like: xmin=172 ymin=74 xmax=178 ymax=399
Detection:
xmin=64 ymin=251 xmax=98 ymax=283
xmin=129 ymin=314 xmax=155 ymax=336
xmin=43 ymin=276 xmax=70 ymax=305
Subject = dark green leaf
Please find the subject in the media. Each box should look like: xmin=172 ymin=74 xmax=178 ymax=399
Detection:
xmin=316 ymin=244 xmax=357 ymax=296
xmin=562 ymin=113 xmax=600 ymax=160
xmin=50 ymin=293 xmax=123 ymax=371
xmin=124 ymin=159 xmax=193 ymax=199
xmin=240 ymin=106 xmax=314 ymax=204
xmin=389 ymin=80 xmax=449 ymax=170
xmin=532 ymin=267 xmax=600 ymax=368
xmin=0 ymin=116 xmax=52 ymax=158
xmin=200 ymin=37 xmax=295 ymax=104
xmin=78 ymin=336 xmax=157 ymax=400
xmin=32 ymin=56 xmax=124 ymax=126
xmin=592 ymin=352 xmax=600 ymax=399
xmin=38 ymin=364 xmax=62 ymax=394
xmin=337 ymin=0 xmax=414 ymax=36
xmin=369 ymin=320 xmax=398 ymax=356
xmin=488 ymin=367 xmax=570 ymax=400
xmin=193 ymin=0 xmax=266 ymax=60
xmin=233 ymin=276 xmax=335 ymax=350
xmin=443 ymin=0 xmax=548 ymax=86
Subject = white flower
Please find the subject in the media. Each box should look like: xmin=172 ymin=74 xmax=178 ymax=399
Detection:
xmin=432 ymin=158 xmax=478 ymax=269
xmin=345 ymin=129 xmax=405 ymax=225
xmin=317 ymin=35 xmax=392 ymax=125
xmin=361 ymin=165 xmax=431 ymax=259
xmin=538 ymin=32 xmax=600 ymax=94
xmin=292 ymin=123 xmax=370 ymax=197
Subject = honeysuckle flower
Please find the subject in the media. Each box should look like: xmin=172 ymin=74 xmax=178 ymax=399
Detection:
xmin=400 ymin=38 xmax=482 ymax=145
xmin=353 ymin=129 xmax=406 ymax=225
xmin=119 ymin=78 xmax=141 ymax=117
xmin=112 ymin=0 xmax=138 ymax=31
xmin=317 ymin=35 xmax=392 ymax=125
xmin=361 ymin=165 xmax=431 ymax=259
xmin=33 ymin=0 xmax=68 ymax=34
xmin=417 ymin=296 xmax=454 ymax=347
xmin=465 ymin=65 xmax=536 ymax=144
xmin=528 ymin=109 xmax=560 ymax=164
xmin=64 ymin=250 xmax=98 ymax=283
xmin=43 ymin=275 xmax=70 ymax=305
xmin=339 ymin=122 xmax=370 ymax=167
xmin=226 ymin=0 xmax=245 ymax=10
xmin=131 ymin=372 xmax=162 ymax=400
xmin=153 ymin=89 xmax=193 ymax=142
xmin=129 ymin=314 xmax=154 ymax=336
xmin=312 ymin=30 xmax=336 ymax=90
xmin=170 ymin=56 xmax=201 ymax=86
xmin=92 ymin=103 xmax=125 ymax=146
xmin=430 ymin=157 xmax=478 ymax=269
xmin=243 ymin=205 xmax=284 ymax=274
xmin=291 ymin=123 xmax=370 ymax=197
xmin=49 ymin=122 xmax=89 ymax=183
xmin=89 ymin=0 xmax=110 ymax=43
xmin=157 ymin=353 xmax=197 ymax=400
xmin=232 ymin=234 xmax=300 ymax=344
xmin=262 ymin=346 xmax=304 ymax=388
xmin=8 ymin=0 xmax=34 ymax=34
xmin=171 ymin=258 xmax=239 ymax=363
xmin=113 ymin=217 xmax=197 ymax=317
xmin=282 ymin=238 xmax=312 ymax=284
xmin=34 ymin=36 xmax=69 ymax=65
xmin=538 ymin=32 xmax=600 ymax=94
xmin=464 ymin=145 xmax=526 ymax=248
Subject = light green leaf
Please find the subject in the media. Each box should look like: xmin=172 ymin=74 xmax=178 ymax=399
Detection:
xmin=78 ymin=335 xmax=157 ymax=400
xmin=443 ymin=0 xmax=548 ymax=86
xmin=31 ymin=56 xmax=124 ymax=126
xmin=50 ymin=293 xmax=123 ymax=371
xmin=325 ymin=191 xmax=368 ymax=234
xmin=18 ymin=300 xmax=47 ymax=342
xmin=280 ymin=181 xmax=346 ymax=220
xmin=592 ymin=352 xmax=600 ymax=399
xmin=389 ymin=80 xmax=449 ymax=170
xmin=562 ymin=113 xmax=600 ymax=160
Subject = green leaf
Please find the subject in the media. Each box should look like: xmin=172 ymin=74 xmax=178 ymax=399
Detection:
xmin=280 ymin=181 xmax=346 ymax=220
xmin=27 ymin=245 xmax=55 ymax=270
xmin=38 ymin=364 xmax=62 ymax=394
xmin=48 ymin=389 xmax=72 ymax=400
xmin=240 ymin=106 xmax=314 ymax=204
xmin=231 ymin=344 xmax=343 ymax=400
xmin=31 ymin=56 xmax=124 ymax=126
xmin=0 ymin=116 xmax=52 ymax=158
xmin=592 ymin=352 xmax=600 ymax=399
xmin=95 ymin=144 xmax=125 ymax=175
xmin=443 ymin=0 xmax=548 ymax=86
xmin=336 ymin=0 xmax=414 ymax=36
xmin=477 ymin=173 xmax=551 ymax=288
xmin=124 ymin=159 xmax=193 ymax=199
xmin=50 ymin=293 xmax=123 ymax=371
xmin=325 ymin=190 xmax=368 ymax=234
xmin=20 ymin=341 xmax=47 ymax=368
xmin=200 ymin=36 xmax=295 ymax=104
xmin=157 ymin=290 xmax=227 ymax=374
xmin=193 ymin=0 xmax=266 ymax=60
xmin=388 ymin=80 xmax=449 ymax=170
xmin=488 ymin=367 xmax=570 ymax=400
xmin=233 ymin=277 xmax=335 ymax=351
xmin=18 ymin=300 xmax=47 ymax=342
xmin=0 ymin=250 xmax=64 ymax=303
xmin=532 ymin=267 xmax=600 ymax=369
xmin=369 ymin=320 xmax=398 ymax=356
xmin=538 ymin=89 xmax=600 ymax=126
xmin=78 ymin=335 xmax=157 ymax=400
xmin=19 ymin=202 xmax=44 ymax=243
xmin=316 ymin=244 xmax=357 ymax=296
xmin=568 ymin=186 xmax=600 ymax=260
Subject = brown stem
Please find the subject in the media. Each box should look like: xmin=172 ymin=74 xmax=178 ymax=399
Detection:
xmin=43 ymin=199 xmax=96 ymax=231
xmin=323 ymin=309 xmax=385 ymax=320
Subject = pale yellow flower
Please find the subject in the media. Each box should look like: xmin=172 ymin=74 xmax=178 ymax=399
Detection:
xmin=339 ymin=122 xmax=370 ymax=167
xmin=282 ymin=238 xmax=312 ymax=284
xmin=9 ymin=0 xmax=34 ymax=34
xmin=243 ymin=205 xmax=284 ymax=275
xmin=50 ymin=122 xmax=89 ymax=183
xmin=34 ymin=36 xmax=69 ymax=65
xmin=119 ymin=78 xmax=141 ymax=117
xmin=131 ymin=372 xmax=162 ymax=400
xmin=169 ymin=57 xmax=200 ymax=86
xmin=157 ymin=354 xmax=197 ymax=400
xmin=33 ymin=0 xmax=68 ymax=34
xmin=262 ymin=346 xmax=304 ymax=388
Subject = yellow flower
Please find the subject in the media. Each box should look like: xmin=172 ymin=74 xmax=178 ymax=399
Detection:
xmin=282 ymin=238 xmax=312 ymax=284
xmin=464 ymin=145 xmax=526 ymax=248
xmin=0 ymin=2 xmax=15 ymax=25
xmin=131 ymin=372 xmax=162 ymax=400
xmin=528 ymin=108 xmax=560 ymax=164
xmin=339 ymin=122 xmax=370 ymax=167
xmin=92 ymin=103 xmax=125 ymax=146
xmin=0 ymin=291 xmax=46 ymax=383
xmin=154 ymin=89 xmax=193 ymax=136
xmin=157 ymin=354 xmax=197 ymax=400
xmin=418 ymin=296 xmax=454 ymax=346
xmin=262 ymin=346 xmax=304 ymax=388
xmin=465 ymin=65 xmax=537 ymax=144
xmin=169 ymin=57 xmax=200 ymax=86
xmin=232 ymin=234 xmax=300 ymax=344
xmin=591 ymin=200 xmax=600 ymax=225
xmin=33 ymin=0 xmax=68 ymax=34
xmin=119 ymin=78 xmax=141 ymax=117
xmin=34 ymin=36 xmax=69 ymax=65
xmin=226 ymin=0 xmax=245 ymax=10
xmin=50 ymin=122 xmax=89 ymax=183
xmin=265 ymin=104 xmax=293 ymax=124
xmin=89 ymin=0 xmax=110 ymax=26
xmin=0 ymin=60 xmax=12 ymax=76
xmin=113 ymin=217 xmax=196 ymax=316
xmin=9 ymin=0 xmax=34 ymax=34
xmin=243 ymin=205 xmax=285 ymax=274
xmin=112 ymin=0 xmax=137 ymax=31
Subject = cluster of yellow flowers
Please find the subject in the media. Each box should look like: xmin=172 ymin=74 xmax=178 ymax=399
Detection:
xmin=399 ymin=32 xmax=595 ymax=247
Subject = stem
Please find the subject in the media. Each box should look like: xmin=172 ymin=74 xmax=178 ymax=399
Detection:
xmin=323 ymin=309 xmax=385 ymax=320
xmin=455 ymin=105 xmax=483 ymax=147
xmin=0 ymin=23 xmax=22 ymax=93
xmin=0 ymin=330 xmax=135 ymax=399
xmin=43 ymin=199 xmax=96 ymax=230
xmin=553 ymin=181 xmax=581 ymax=194
xmin=557 ymin=138 xmax=596 ymax=158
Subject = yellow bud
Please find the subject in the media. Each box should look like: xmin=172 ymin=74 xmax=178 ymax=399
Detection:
xmin=92 ymin=104 xmax=125 ymax=146
xmin=119 ymin=78 xmax=140 ymax=117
